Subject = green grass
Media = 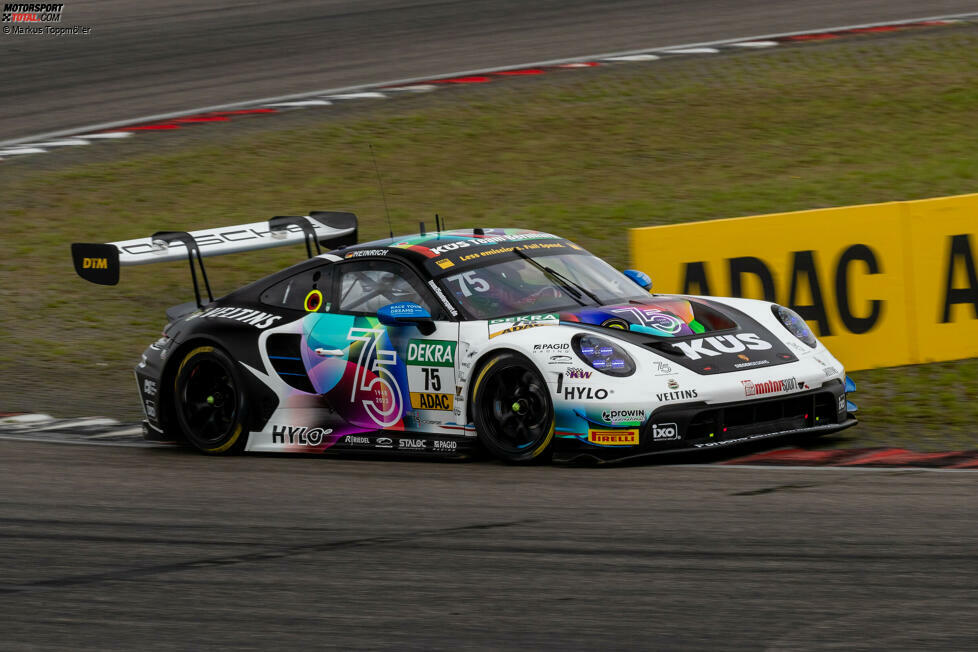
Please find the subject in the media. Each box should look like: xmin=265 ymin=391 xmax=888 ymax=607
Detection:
xmin=2 ymin=29 xmax=977 ymax=449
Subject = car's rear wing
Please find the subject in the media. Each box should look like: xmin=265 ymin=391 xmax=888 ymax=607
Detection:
xmin=71 ymin=211 xmax=357 ymax=306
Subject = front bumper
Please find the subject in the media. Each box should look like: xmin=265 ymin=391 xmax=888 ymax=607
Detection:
xmin=554 ymin=380 xmax=855 ymax=464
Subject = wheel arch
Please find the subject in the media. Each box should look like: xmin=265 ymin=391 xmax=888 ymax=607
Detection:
xmin=158 ymin=336 xmax=226 ymax=439
xmin=465 ymin=346 xmax=539 ymax=424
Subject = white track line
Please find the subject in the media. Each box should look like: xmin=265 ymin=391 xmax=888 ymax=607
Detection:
xmin=1 ymin=11 xmax=974 ymax=149
xmin=0 ymin=433 xmax=163 ymax=448
xmin=0 ymin=147 xmax=48 ymax=156
xmin=265 ymin=100 xmax=333 ymax=107
xmin=661 ymin=47 xmax=720 ymax=54
xmin=605 ymin=54 xmax=661 ymax=62
xmin=29 ymin=417 xmax=120 ymax=432
xmin=730 ymin=41 xmax=780 ymax=48
xmin=85 ymin=426 xmax=146 ymax=438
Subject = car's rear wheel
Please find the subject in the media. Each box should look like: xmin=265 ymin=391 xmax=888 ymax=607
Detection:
xmin=472 ymin=352 xmax=554 ymax=463
xmin=173 ymin=345 xmax=249 ymax=454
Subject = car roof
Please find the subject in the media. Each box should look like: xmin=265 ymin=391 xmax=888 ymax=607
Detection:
xmin=338 ymin=228 xmax=550 ymax=259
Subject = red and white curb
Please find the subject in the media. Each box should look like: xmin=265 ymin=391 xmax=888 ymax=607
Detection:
xmin=1 ymin=13 xmax=975 ymax=162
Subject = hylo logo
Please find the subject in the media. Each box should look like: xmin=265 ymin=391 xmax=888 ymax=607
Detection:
xmin=563 ymin=387 xmax=609 ymax=400
xmin=271 ymin=425 xmax=334 ymax=446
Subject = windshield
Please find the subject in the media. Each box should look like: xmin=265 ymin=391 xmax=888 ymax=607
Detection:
xmin=438 ymin=252 xmax=649 ymax=319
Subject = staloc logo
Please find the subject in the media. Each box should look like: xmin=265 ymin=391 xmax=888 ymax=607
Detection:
xmin=672 ymin=333 xmax=772 ymax=360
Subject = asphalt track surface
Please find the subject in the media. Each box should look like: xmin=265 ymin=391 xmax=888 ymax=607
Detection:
xmin=5 ymin=2 xmax=978 ymax=648
xmin=1 ymin=0 xmax=977 ymax=141
xmin=0 ymin=440 xmax=975 ymax=650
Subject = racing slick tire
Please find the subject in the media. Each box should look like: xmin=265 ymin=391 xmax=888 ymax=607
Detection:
xmin=472 ymin=352 xmax=555 ymax=464
xmin=173 ymin=345 xmax=250 ymax=454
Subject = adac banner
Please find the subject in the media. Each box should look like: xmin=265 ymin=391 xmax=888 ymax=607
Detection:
xmin=629 ymin=193 xmax=978 ymax=371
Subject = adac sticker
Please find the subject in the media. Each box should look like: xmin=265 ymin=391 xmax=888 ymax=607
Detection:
xmin=488 ymin=313 xmax=559 ymax=338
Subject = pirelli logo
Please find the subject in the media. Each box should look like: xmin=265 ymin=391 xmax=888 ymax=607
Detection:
xmin=587 ymin=429 xmax=639 ymax=446
xmin=82 ymin=257 xmax=108 ymax=269
xmin=410 ymin=392 xmax=454 ymax=411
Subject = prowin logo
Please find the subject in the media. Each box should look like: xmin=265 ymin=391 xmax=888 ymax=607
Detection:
xmin=672 ymin=333 xmax=772 ymax=360
xmin=601 ymin=409 xmax=645 ymax=424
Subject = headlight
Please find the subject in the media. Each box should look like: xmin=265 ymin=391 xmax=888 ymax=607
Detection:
xmin=772 ymin=305 xmax=817 ymax=348
xmin=572 ymin=334 xmax=635 ymax=377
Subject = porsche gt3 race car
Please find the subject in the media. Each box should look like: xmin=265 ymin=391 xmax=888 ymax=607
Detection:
xmin=72 ymin=212 xmax=858 ymax=463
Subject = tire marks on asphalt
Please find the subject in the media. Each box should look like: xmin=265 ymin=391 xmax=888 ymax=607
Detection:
xmin=0 ymin=519 xmax=535 ymax=595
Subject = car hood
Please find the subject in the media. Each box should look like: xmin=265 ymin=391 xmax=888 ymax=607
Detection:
xmin=558 ymin=295 xmax=801 ymax=375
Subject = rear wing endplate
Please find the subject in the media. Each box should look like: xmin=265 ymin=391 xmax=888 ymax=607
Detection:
xmin=71 ymin=211 xmax=357 ymax=306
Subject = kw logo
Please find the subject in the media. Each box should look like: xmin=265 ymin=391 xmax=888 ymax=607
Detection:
xmin=83 ymin=257 xmax=108 ymax=269
xmin=565 ymin=367 xmax=592 ymax=379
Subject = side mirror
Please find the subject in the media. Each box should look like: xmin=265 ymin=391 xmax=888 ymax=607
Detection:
xmin=624 ymin=269 xmax=653 ymax=292
xmin=377 ymin=302 xmax=436 ymax=335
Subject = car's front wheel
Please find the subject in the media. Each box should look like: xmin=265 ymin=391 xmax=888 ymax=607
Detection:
xmin=173 ymin=345 xmax=249 ymax=454
xmin=472 ymin=352 xmax=554 ymax=463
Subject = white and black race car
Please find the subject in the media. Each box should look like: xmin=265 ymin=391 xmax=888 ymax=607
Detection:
xmin=72 ymin=212 xmax=857 ymax=463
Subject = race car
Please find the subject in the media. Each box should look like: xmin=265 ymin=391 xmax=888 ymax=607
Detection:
xmin=72 ymin=212 xmax=858 ymax=463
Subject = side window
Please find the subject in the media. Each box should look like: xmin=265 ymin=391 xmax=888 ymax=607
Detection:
xmin=336 ymin=261 xmax=436 ymax=315
xmin=260 ymin=265 xmax=332 ymax=312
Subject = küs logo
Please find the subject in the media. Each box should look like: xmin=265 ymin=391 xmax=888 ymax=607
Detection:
xmin=672 ymin=333 xmax=771 ymax=360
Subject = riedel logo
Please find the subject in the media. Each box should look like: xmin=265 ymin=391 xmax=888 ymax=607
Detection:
xmin=672 ymin=333 xmax=772 ymax=360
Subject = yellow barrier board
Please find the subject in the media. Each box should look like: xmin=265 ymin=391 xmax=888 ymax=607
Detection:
xmin=629 ymin=194 xmax=978 ymax=371
xmin=903 ymin=196 xmax=978 ymax=364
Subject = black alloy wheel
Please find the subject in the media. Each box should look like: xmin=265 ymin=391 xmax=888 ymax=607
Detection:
xmin=173 ymin=345 xmax=249 ymax=454
xmin=472 ymin=352 xmax=555 ymax=463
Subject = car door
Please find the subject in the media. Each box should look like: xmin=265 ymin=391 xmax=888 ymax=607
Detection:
xmin=301 ymin=257 xmax=460 ymax=436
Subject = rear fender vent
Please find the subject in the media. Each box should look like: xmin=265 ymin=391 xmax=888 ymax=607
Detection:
xmin=267 ymin=334 xmax=315 ymax=393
